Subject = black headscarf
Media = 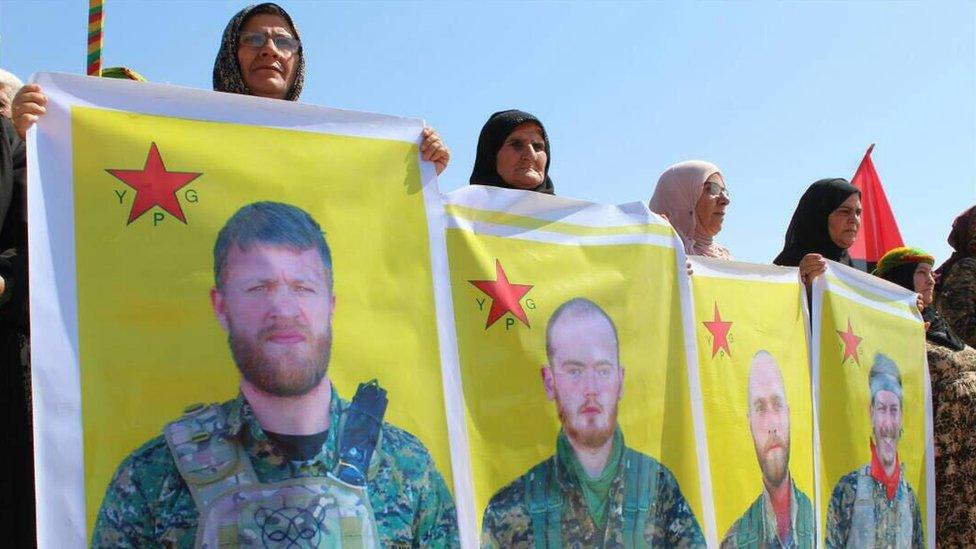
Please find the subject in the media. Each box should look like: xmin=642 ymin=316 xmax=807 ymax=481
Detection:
xmin=213 ymin=3 xmax=305 ymax=101
xmin=469 ymin=110 xmax=554 ymax=195
xmin=774 ymin=178 xmax=861 ymax=267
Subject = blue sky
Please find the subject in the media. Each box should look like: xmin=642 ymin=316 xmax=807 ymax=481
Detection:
xmin=2 ymin=1 xmax=973 ymax=264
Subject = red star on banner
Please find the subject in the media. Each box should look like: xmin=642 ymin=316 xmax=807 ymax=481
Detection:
xmin=106 ymin=142 xmax=202 ymax=224
xmin=469 ymin=259 xmax=533 ymax=328
xmin=836 ymin=317 xmax=863 ymax=366
xmin=702 ymin=302 xmax=733 ymax=358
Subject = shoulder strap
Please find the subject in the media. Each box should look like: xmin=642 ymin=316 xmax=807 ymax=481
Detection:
xmin=848 ymin=466 xmax=876 ymax=549
xmin=895 ymin=477 xmax=914 ymax=547
xmin=524 ymin=458 xmax=562 ymax=549
xmin=734 ymin=495 xmax=765 ymax=547
xmin=334 ymin=379 xmax=388 ymax=486
xmin=163 ymin=402 xmax=257 ymax=513
xmin=793 ymin=486 xmax=816 ymax=544
xmin=622 ymin=448 xmax=656 ymax=549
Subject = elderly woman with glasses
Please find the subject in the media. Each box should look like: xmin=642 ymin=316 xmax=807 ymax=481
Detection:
xmin=649 ymin=160 xmax=732 ymax=259
xmin=11 ymin=3 xmax=450 ymax=174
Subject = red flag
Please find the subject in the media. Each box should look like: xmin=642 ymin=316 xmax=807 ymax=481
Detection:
xmin=849 ymin=144 xmax=904 ymax=271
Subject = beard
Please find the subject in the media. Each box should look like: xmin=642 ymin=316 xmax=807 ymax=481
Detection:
xmin=229 ymin=321 xmax=331 ymax=397
xmin=755 ymin=433 xmax=790 ymax=489
xmin=556 ymin=390 xmax=620 ymax=450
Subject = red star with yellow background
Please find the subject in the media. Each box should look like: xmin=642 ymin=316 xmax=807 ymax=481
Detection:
xmin=702 ymin=302 xmax=733 ymax=358
xmin=469 ymin=259 xmax=534 ymax=328
xmin=836 ymin=317 xmax=863 ymax=366
xmin=106 ymin=142 xmax=202 ymax=224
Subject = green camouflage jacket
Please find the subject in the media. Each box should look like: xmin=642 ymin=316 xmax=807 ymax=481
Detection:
xmin=720 ymin=478 xmax=815 ymax=549
xmin=90 ymin=385 xmax=459 ymax=548
xmin=824 ymin=466 xmax=923 ymax=548
xmin=480 ymin=432 xmax=704 ymax=548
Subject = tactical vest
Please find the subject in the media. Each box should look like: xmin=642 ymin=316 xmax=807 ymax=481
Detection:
xmin=847 ymin=465 xmax=913 ymax=549
xmin=524 ymin=447 xmax=659 ymax=549
xmin=733 ymin=485 xmax=814 ymax=549
xmin=164 ymin=380 xmax=388 ymax=549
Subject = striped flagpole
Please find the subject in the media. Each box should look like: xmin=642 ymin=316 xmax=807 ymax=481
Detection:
xmin=87 ymin=0 xmax=104 ymax=76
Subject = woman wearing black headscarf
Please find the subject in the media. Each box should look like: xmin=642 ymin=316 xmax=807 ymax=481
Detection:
xmin=774 ymin=178 xmax=862 ymax=285
xmin=470 ymin=110 xmax=554 ymax=194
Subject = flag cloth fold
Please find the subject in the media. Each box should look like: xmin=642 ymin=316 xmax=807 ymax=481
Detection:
xmin=848 ymin=144 xmax=904 ymax=271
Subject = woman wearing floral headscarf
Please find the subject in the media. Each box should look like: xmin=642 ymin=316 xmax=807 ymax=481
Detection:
xmin=648 ymin=160 xmax=732 ymax=259
xmin=935 ymin=205 xmax=976 ymax=348
xmin=14 ymin=3 xmax=451 ymax=174
xmin=873 ymin=246 xmax=976 ymax=545
xmin=213 ymin=3 xmax=450 ymax=174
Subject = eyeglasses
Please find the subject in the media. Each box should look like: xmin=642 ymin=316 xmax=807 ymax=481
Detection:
xmin=239 ymin=32 xmax=301 ymax=55
xmin=703 ymin=181 xmax=730 ymax=199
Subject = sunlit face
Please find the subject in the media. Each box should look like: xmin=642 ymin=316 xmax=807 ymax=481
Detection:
xmin=542 ymin=312 xmax=623 ymax=449
xmin=695 ymin=173 xmax=730 ymax=237
xmin=871 ymin=390 xmax=903 ymax=471
xmin=747 ymin=354 xmax=791 ymax=489
xmin=913 ymin=263 xmax=935 ymax=306
xmin=236 ymin=13 xmax=299 ymax=99
xmin=211 ymin=245 xmax=334 ymax=396
xmin=827 ymin=194 xmax=862 ymax=249
xmin=495 ymin=123 xmax=548 ymax=190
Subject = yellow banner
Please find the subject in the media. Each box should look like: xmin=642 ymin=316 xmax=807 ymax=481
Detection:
xmin=690 ymin=259 xmax=815 ymax=547
xmin=71 ymin=106 xmax=451 ymax=533
xmin=816 ymin=264 xmax=930 ymax=547
xmin=444 ymin=190 xmax=704 ymax=546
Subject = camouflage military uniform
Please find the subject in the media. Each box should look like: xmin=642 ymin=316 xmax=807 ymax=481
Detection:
xmin=926 ymin=340 xmax=976 ymax=546
xmin=720 ymin=479 xmax=814 ymax=549
xmin=91 ymin=385 xmax=459 ymax=548
xmin=824 ymin=466 xmax=923 ymax=548
xmin=937 ymin=257 xmax=976 ymax=349
xmin=480 ymin=430 xmax=704 ymax=548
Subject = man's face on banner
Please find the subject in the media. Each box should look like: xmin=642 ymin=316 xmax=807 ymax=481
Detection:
xmin=747 ymin=354 xmax=791 ymax=489
xmin=871 ymin=390 xmax=903 ymax=469
xmin=543 ymin=312 xmax=623 ymax=449
xmin=212 ymin=244 xmax=335 ymax=397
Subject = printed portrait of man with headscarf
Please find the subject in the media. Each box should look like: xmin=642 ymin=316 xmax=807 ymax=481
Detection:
xmin=824 ymin=352 xmax=923 ymax=548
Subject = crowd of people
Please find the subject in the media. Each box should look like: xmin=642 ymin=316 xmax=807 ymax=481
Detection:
xmin=1 ymin=1 xmax=974 ymax=547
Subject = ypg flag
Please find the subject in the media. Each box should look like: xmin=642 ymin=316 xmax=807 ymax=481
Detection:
xmin=812 ymin=261 xmax=935 ymax=548
xmin=441 ymin=186 xmax=710 ymax=547
xmin=688 ymin=257 xmax=815 ymax=548
xmin=28 ymin=73 xmax=458 ymax=546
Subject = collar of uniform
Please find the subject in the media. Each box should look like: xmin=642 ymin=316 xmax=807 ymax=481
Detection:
xmin=760 ymin=477 xmax=799 ymax=546
xmin=227 ymin=383 xmax=347 ymax=469
xmin=553 ymin=425 xmax=626 ymax=488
